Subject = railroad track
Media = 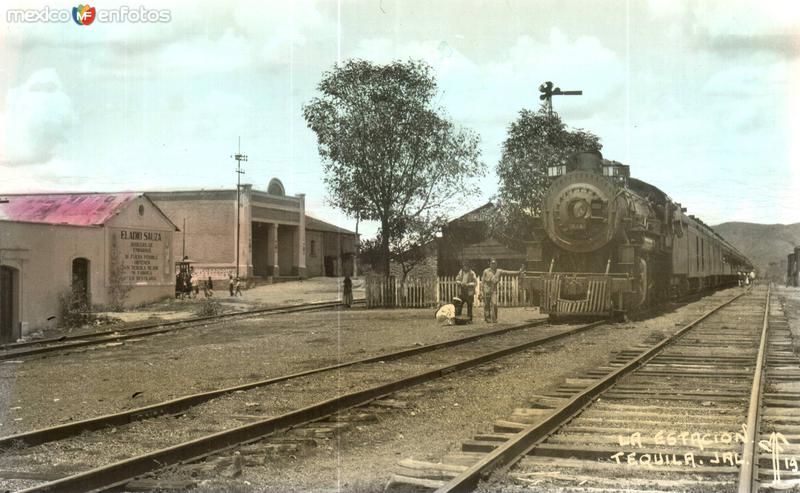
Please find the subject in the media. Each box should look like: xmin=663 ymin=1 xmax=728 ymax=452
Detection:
xmin=386 ymin=285 xmax=772 ymax=493
xmin=0 ymin=298 xmax=364 ymax=361
xmin=1 ymin=316 xmax=608 ymax=492
xmin=741 ymin=287 xmax=800 ymax=492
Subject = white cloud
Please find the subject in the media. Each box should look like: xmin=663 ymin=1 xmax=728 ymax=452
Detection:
xmin=0 ymin=69 xmax=77 ymax=166
xmin=490 ymin=29 xmax=625 ymax=111
xmin=695 ymin=0 xmax=800 ymax=37
xmin=350 ymin=28 xmax=624 ymax=127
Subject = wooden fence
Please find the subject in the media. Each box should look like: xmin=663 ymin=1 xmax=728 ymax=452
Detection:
xmin=366 ymin=275 xmax=525 ymax=308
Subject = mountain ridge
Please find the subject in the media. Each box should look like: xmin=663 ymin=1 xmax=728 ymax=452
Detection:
xmin=712 ymin=221 xmax=800 ymax=281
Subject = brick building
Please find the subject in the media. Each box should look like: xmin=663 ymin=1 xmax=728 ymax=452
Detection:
xmin=148 ymin=178 xmax=358 ymax=281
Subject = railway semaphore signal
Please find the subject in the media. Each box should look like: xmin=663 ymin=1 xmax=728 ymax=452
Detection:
xmin=539 ymin=81 xmax=583 ymax=116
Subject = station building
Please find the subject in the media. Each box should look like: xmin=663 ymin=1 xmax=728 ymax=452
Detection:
xmin=0 ymin=193 xmax=178 ymax=341
xmin=147 ymin=178 xmax=358 ymax=282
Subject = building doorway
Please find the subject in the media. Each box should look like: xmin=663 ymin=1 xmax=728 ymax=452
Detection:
xmin=324 ymin=256 xmax=336 ymax=277
xmin=0 ymin=266 xmax=18 ymax=343
xmin=251 ymin=222 xmax=270 ymax=277
xmin=277 ymin=225 xmax=294 ymax=276
xmin=71 ymin=258 xmax=90 ymax=306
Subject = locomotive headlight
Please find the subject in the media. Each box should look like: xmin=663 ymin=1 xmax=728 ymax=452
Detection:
xmin=570 ymin=199 xmax=589 ymax=218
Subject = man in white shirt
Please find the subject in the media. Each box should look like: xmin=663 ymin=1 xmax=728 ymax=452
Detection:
xmin=480 ymin=258 xmax=520 ymax=323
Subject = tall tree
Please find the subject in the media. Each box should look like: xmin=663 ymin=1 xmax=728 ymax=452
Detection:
xmin=304 ymin=59 xmax=484 ymax=276
xmin=494 ymin=106 xmax=602 ymax=243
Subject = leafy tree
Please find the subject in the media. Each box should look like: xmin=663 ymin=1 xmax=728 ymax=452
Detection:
xmin=358 ymin=216 xmax=438 ymax=281
xmin=494 ymin=106 xmax=602 ymax=243
xmin=304 ymin=59 xmax=484 ymax=276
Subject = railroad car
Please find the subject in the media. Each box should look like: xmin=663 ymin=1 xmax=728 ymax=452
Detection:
xmin=788 ymin=247 xmax=800 ymax=287
xmin=524 ymin=151 xmax=752 ymax=318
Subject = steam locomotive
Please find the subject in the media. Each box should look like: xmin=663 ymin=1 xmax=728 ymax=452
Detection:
xmin=524 ymin=151 xmax=752 ymax=318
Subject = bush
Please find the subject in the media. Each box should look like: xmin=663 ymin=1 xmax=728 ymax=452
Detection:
xmin=58 ymin=289 xmax=94 ymax=329
xmin=196 ymin=299 xmax=223 ymax=317
xmin=107 ymin=252 xmax=132 ymax=311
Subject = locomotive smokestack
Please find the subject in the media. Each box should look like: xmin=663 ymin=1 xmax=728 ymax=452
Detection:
xmin=569 ymin=151 xmax=604 ymax=174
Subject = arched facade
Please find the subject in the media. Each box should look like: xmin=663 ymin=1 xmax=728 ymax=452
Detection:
xmin=267 ymin=178 xmax=285 ymax=196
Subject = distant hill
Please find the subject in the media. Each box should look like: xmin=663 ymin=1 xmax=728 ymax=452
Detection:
xmin=712 ymin=222 xmax=800 ymax=281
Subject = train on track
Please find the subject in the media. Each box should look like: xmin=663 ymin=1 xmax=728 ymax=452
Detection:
xmin=788 ymin=247 xmax=800 ymax=287
xmin=524 ymin=151 xmax=752 ymax=319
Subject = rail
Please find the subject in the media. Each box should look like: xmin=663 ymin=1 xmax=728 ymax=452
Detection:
xmin=434 ymin=287 xmax=753 ymax=493
xmin=0 ymin=299 xmax=363 ymax=361
xmin=0 ymin=318 xmax=549 ymax=449
xmin=737 ymin=283 xmax=772 ymax=493
xmin=17 ymin=320 xmax=609 ymax=492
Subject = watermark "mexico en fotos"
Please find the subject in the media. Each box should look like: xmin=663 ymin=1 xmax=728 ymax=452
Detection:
xmin=6 ymin=5 xmax=171 ymax=25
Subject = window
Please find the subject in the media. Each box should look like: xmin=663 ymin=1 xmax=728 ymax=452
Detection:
xmin=696 ymin=236 xmax=700 ymax=272
xmin=701 ymin=238 xmax=705 ymax=271
xmin=310 ymin=239 xmax=317 ymax=257
xmin=547 ymin=165 xmax=566 ymax=177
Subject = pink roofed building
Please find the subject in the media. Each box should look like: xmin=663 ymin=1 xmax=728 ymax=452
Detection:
xmin=0 ymin=193 xmax=178 ymax=341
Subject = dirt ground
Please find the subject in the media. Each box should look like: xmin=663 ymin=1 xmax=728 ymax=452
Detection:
xmin=148 ymin=288 xmax=746 ymax=493
xmin=0 ymin=286 xmax=748 ymax=493
xmin=0 ymin=303 xmax=542 ymax=435
xmin=777 ymin=286 xmax=800 ymax=353
xmin=108 ymin=276 xmax=365 ymax=322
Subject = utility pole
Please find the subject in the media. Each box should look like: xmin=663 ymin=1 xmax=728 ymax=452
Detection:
xmin=538 ymin=81 xmax=583 ymax=117
xmin=232 ymin=138 xmax=247 ymax=279
xmin=182 ymin=218 xmax=186 ymax=259
xmin=0 ymin=198 xmax=8 ymax=337
xmin=354 ymin=211 xmax=360 ymax=278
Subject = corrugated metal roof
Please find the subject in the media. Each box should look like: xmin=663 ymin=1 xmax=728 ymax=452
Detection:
xmin=0 ymin=193 xmax=140 ymax=227
xmin=305 ymin=215 xmax=357 ymax=235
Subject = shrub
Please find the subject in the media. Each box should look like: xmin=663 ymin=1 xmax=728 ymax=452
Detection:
xmin=196 ymin=299 xmax=223 ymax=317
xmin=106 ymin=251 xmax=132 ymax=311
xmin=58 ymin=288 xmax=94 ymax=328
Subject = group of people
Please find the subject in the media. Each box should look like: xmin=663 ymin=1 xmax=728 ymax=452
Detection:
xmin=176 ymin=269 xmax=218 ymax=299
xmin=448 ymin=257 xmax=522 ymax=324
xmin=228 ymin=275 xmax=244 ymax=297
xmin=738 ymin=271 xmax=755 ymax=287
xmin=176 ymin=269 xmax=246 ymax=299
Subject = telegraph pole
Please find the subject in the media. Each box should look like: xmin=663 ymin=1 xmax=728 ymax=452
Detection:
xmin=538 ymin=81 xmax=583 ymax=117
xmin=232 ymin=138 xmax=248 ymax=279
xmin=182 ymin=218 xmax=186 ymax=259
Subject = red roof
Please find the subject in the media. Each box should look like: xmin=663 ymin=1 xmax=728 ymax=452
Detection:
xmin=305 ymin=215 xmax=357 ymax=235
xmin=0 ymin=193 xmax=140 ymax=227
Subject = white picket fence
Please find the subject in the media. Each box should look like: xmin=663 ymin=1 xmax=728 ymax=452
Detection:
xmin=366 ymin=275 xmax=525 ymax=308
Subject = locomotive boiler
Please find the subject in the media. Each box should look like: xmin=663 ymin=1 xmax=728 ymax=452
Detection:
xmin=524 ymin=151 xmax=752 ymax=318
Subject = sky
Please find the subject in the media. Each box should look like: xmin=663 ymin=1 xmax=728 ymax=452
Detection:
xmin=1 ymin=0 xmax=799 ymax=239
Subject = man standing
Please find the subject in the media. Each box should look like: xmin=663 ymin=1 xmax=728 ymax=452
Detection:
xmin=480 ymin=258 xmax=521 ymax=323
xmin=455 ymin=260 xmax=477 ymax=323
xmin=343 ymin=275 xmax=353 ymax=308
